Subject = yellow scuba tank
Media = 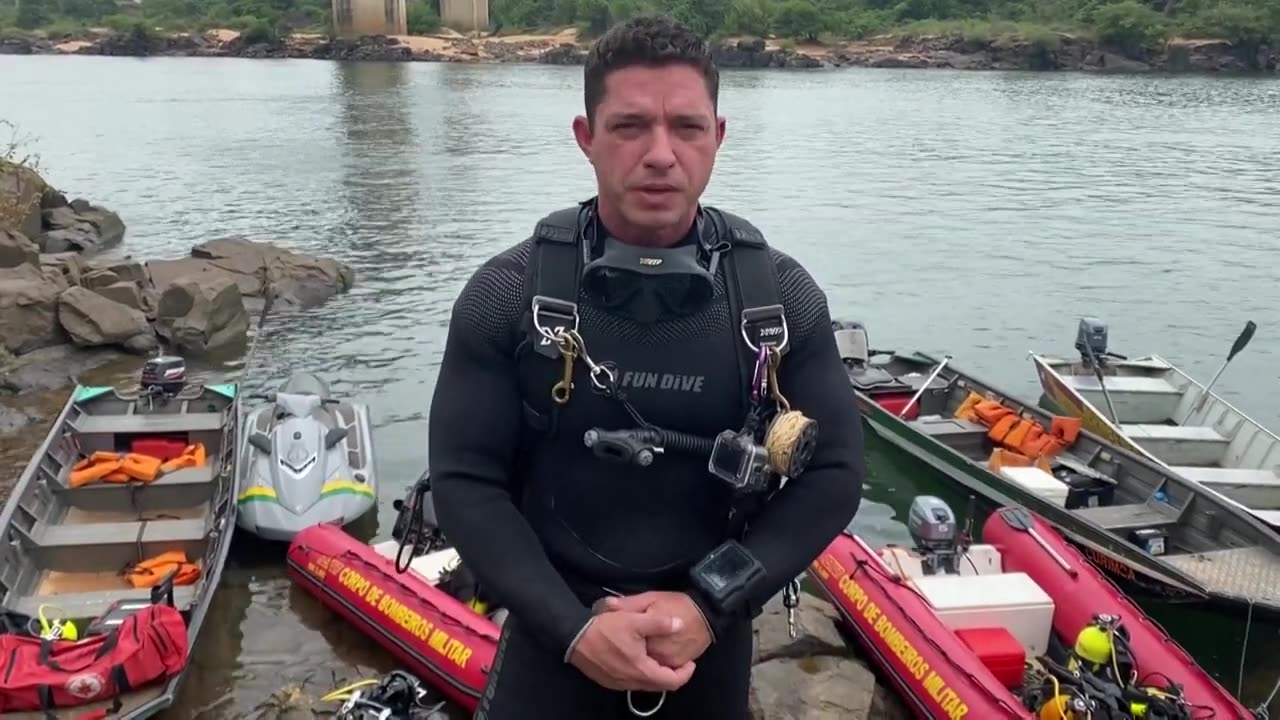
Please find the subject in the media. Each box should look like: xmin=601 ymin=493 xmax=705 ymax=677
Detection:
xmin=1068 ymin=613 xmax=1124 ymax=676
xmin=1038 ymin=694 xmax=1090 ymax=719
xmin=1070 ymin=622 xmax=1113 ymax=671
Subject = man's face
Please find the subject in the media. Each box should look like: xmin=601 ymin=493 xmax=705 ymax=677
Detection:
xmin=573 ymin=63 xmax=725 ymax=243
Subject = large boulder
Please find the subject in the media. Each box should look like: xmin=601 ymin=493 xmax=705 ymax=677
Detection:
xmin=57 ymin=286 xmax=156 ymax=353
xmin=153 ymin=273 xmax=250 ymax=354
xmin=748 ymin=594 xmax=905 ymax=719
xmin=147 ymin=237 xmax=354 ymax=310
xmin=36 ymin=201 xmax=126 ymax=254
xmin=191 ymin=236 xmax=354 ymax=307
xmin=0 ymin=229 xmax=39 ymax=268
xmin=0 ymin=263 xmax=65 ymax=354
xmin=0 ymin=162 xmax=48 ymax=238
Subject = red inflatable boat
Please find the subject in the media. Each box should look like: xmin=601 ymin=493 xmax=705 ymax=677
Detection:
xmin=286 ymin=521 xmax=498 ymax=713
xmin=809 ymin=497 xmax=1253 ymax=720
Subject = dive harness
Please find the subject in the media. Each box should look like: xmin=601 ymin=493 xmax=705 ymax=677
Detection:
xmin=1021 ymin=614 xmax=1198 ymax=720
xmin=521 ymin=200 xmax=818 ymax=498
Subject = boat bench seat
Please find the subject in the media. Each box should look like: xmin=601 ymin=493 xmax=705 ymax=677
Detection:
xmin=35 ymin=518 xmax=207 ymax=548
xmin=1063 ymin=375 xmax=1181 ymax=396
xmin=12 ymin=586 xmax=197 ymax=622
xmin=63 ymin=465 xmax=217 ymax=491
xmin=1072 ymin=502 xmax=1179 ymax=531
xmin=1169 ymin=466 xmax=1280 ymax=488
xmin=74 ymin=412 xmax=227 ymax=436
xmin=1121 ymin=424 xmax=1230 ymax=466
xmin=914 ymin=417 xmax=990 ymax=453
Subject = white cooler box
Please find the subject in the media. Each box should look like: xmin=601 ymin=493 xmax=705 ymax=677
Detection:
xmin=912 ymin=572 xmax=1055 ymax=657
xmin=999 ymin=465 xmax=1070 ymax=507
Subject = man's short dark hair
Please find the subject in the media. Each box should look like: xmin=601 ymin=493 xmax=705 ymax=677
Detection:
xmin=583 ymin=15 xmax=720 ymax=127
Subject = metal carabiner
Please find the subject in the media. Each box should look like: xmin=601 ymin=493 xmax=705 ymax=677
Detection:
xmin=627 ymin=690 xmax=665 ymax=717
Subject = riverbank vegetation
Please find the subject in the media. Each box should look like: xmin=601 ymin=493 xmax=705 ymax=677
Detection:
xmin=1 ymin=0 xmax=1276 ymax=58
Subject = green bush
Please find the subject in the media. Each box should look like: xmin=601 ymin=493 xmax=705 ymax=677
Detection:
xmin=1091 ymin=0 xmax=1168 ymax=53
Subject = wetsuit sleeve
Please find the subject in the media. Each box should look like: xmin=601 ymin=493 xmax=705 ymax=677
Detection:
xmin=429 ymin=260 xmax=594 ymax=659
xmin=691 ymin=256 xmax=865 ymax=638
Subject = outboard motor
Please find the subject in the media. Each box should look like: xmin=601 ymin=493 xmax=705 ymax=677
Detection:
xmin=907 ymin=495 xmax=961 ymax=575
xmin=833 ymin=320 xmax=870 ymax=367
xmin=139 ymin=353 xmax=187 ymax=397
xmin=1075 ymin=317 xmax=1109 ymax=365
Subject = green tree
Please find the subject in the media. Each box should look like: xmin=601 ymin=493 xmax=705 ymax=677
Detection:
xmin=16 ymin=0 xmax=53 ymax=29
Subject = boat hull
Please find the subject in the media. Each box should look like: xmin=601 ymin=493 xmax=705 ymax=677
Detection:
xmin=0 ymin=381 xmax=241 ymax=720
xmin=857 ymin=393 xmax=1204 ymax=605
xmin=286 ymin=523 xmax=496 ymax=711
xmin=809 ymin=509 xmax=1250 ymax=720
xmin=1032 ymin=356 xmax=1151 ymax=457
xmin=1033 ymin=353 xmax=1280 ymax=530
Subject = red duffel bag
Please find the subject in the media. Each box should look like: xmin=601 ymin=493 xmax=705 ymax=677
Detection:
xmin=0 ymin=603 xmax=189 ymax=715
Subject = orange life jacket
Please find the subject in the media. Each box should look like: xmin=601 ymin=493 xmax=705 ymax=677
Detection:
xmin=68 ymin=443 xmax=207 ymax=489
xmin=954 ymin=391 xmax=1081 ymax=462
xmin=125 ymin=551 xmax=201 ymax=588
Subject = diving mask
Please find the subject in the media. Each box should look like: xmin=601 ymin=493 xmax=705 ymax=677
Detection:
xmin=581 ymin=237 xmax=718 ymax=321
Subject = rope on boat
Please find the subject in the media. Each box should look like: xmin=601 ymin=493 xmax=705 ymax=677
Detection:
xmin=1237 ymin=596 xmax=1280 ymax=719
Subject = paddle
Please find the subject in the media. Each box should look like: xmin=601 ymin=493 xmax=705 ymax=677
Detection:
xmin=898 ymin=355 xmax=952 ymax=419
xmin=1078 ymin=334 xmax=1120 ymax=425
xmin=1190 ymin=320 xmax=1257 ymax=416
xmin=998 ymin=507 xmax=1078 ymax=577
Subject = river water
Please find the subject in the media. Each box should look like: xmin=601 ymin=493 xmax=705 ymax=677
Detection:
xmin=2 ymin=55 xmax=1279 ymax=717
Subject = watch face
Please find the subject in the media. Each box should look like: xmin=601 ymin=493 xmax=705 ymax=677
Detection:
xmin=702 ymin=544 xmax=752 ymax=589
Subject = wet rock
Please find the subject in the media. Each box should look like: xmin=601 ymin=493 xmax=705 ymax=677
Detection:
xmin=748 ymin=594 xmax=908 ymax=720
xmin=0 ymin=344 xmax=124 ymax=396
xmin=58 ymin=286 xmax=154 ymax=352
xmin=0 ymin=263 xmax=65 ymax=355
xmin=0 ymin=403 xmax=30 ymax=435
xmin=0 ymin=229 xmax=39 ymax=268
xmin=754 ymin=591 xmax=848 ymax=663
xmin=185 ymin=235 xmax=355 ymax=308
xmin=153 ymin=273 xmax=251 ymax=354
xmin=0 ymin=163 xmax=48 ymax=238
xmin=750 ymin=654 xmax=879 ymax=720
xmin=40 ymin=252 xmax=85 ymax=286
xmin=36 ymin=201 xmax=126 ymax=253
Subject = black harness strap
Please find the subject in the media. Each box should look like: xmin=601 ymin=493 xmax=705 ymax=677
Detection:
xmin=706 ymin=208 xmax=789 ymax=418
xmin=520 ymin=204 xmax=588 ymax=436
xmin=517 ymin=203 xmax=788 ymax=439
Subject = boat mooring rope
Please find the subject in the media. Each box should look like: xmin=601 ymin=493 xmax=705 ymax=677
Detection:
xmin=1237 ymin=597 xmax=1280 ymax=719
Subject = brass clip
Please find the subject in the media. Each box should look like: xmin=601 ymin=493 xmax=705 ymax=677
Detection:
xmin=552 ymin=335 xmax=578 ymax=405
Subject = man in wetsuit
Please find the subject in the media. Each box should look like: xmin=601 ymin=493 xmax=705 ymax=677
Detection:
xmin=429 ymin=15 xmax=865 ymax=719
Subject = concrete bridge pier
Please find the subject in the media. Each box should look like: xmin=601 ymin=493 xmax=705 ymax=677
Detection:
xmin=439 ymin=0 xmax=489 ymax=34
xmin=332 ymin=0 xmax=408 ymax=36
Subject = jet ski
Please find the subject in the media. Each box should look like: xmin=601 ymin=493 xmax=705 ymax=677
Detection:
xmin=236 ymin=372 xmax=377 ymax=541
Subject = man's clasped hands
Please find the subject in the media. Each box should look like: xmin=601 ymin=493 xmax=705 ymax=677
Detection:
xmin=568 ymin=590 xmax=715 ymax=693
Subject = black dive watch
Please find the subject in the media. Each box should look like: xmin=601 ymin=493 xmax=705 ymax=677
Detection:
xmin=688 ymin=540 xmax=766 ymax=615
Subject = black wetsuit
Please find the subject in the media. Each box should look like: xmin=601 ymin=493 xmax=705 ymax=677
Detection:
xmin=429 ymin=208 xmax=865 ymax=719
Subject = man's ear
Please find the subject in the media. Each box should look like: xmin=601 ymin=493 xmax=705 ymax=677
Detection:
xmin=573 ymin=115 xmax=593 ymax=161
xmin=716 ymin=116 xmax=726 ymax=148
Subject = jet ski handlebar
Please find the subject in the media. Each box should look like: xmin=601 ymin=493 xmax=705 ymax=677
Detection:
xmin=244 ymin=391 xmax=342 ymax=405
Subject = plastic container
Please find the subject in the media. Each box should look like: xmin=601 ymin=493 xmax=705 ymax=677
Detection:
xmin=955 ymin=626 xmax=1026 ymax=689
xmin=912 ymin=571 xmax=1055 ymax=656
xmin=130 ymin=436 xmax=189 ymax=461
xmin=999 ymin=466 xmax=1070 ymax=506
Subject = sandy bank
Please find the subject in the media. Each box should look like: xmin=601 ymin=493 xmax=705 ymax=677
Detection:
xmin=0 ymin=25 xmax=1274 ymax=73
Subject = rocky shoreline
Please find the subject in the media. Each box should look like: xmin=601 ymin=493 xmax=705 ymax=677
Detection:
xmin=0 ymin=163 xmax=354 ymax=438
xmin=1 ymin=26 xmax=1275 ymax=74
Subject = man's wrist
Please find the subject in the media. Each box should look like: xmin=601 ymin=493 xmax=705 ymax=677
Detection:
xmin=562 ymin=615 xmax=595 ymax=663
